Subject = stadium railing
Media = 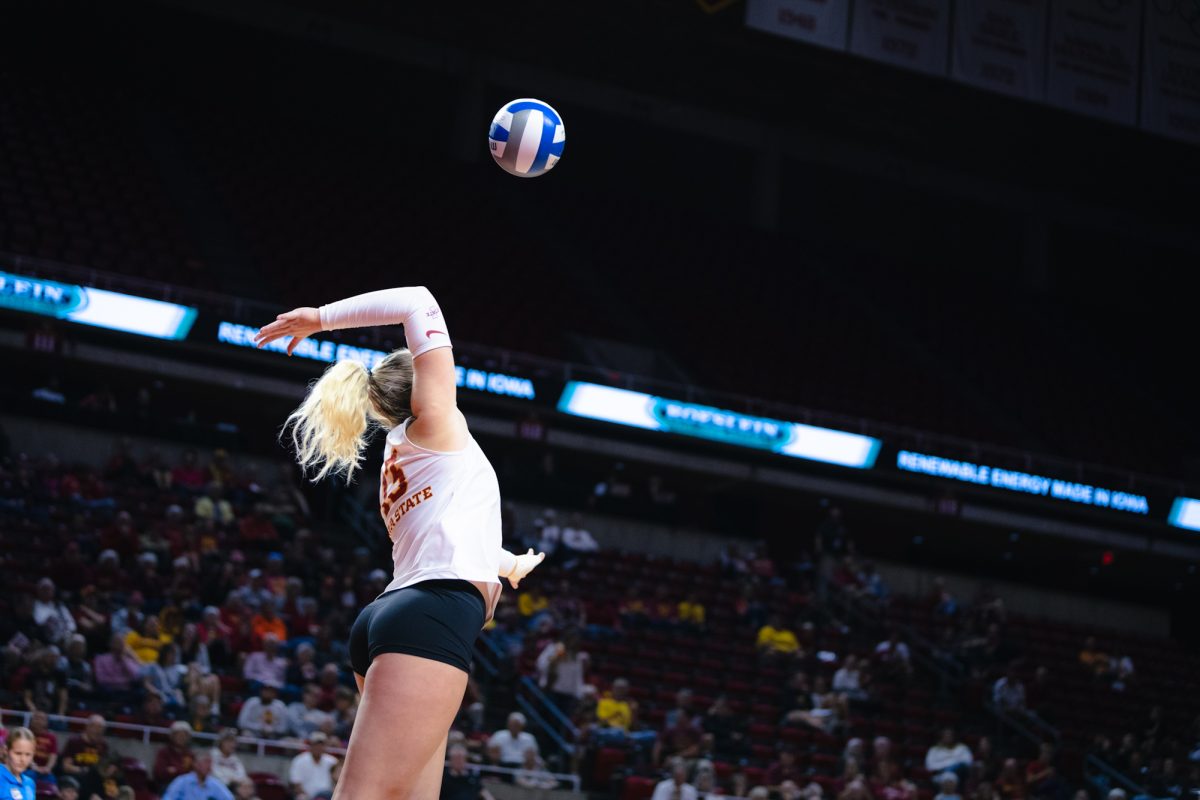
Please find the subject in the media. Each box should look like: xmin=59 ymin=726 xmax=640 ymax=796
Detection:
xmin=0 ymin=708 xmax=583 ymax=792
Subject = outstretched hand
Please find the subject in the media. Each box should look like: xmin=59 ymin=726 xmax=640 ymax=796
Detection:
xmin=252 ymin=307 xmax=323 ymax=355
xmin=507 ymin=548 xmax=546 ymax=589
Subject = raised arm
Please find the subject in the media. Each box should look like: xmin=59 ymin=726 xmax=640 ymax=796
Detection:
xmin=254 ymin=286 xmax=464 ymax=450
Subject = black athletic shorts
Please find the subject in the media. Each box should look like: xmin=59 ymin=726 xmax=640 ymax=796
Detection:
xmin=349 ymin=579 xmax=486 ymax=676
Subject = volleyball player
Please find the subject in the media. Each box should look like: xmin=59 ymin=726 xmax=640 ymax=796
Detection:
xmin=254 ymin=286 xmax=545 ymax=799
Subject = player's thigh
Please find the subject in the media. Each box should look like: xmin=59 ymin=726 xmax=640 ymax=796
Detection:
xmin=406 ymin=733 xmax=449 ymax=800
xmin=334 ymin=653 xmax=466 ymax=800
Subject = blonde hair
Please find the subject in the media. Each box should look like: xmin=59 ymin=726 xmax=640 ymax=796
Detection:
xmin=7 ymin=726 xmax=35 ymax=744
xmin=284 ymin=350 xmax=414 ymax=482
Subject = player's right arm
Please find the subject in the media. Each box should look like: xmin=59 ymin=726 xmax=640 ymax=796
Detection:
xmin=253 ymin=286 xmax=465 ymax=451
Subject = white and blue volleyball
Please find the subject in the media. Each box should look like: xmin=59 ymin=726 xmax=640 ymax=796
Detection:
xmin=488 ymin=99 xmax=565 ymax=178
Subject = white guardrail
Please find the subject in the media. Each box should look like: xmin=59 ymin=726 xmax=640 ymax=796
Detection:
xmin=0 ymin=709 xmax=582 ymax=793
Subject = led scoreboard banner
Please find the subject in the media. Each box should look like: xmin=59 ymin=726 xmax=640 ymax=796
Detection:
xmin=1170 ymin=498 xmax=1200 ymax=532
xmin=896 ymin=449 xmax=1151 ymax=515
xmin=5 ymin=267 xmax=1197 ymax=532
xmin=216 ymin=321 xmax=537 ymax=401
xmin=0 ymin=270 xmax=197 ymax=340
xmin=556 ymin=381 xmax=881 ymax=468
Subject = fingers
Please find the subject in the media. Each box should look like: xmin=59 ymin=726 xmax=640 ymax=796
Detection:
xmin=286 ymin=335 xmax=308 ymax=356
xmin=253 ymin=309 xmax=303 ymax=348
xmin=253 ymin=321 xmax=295 ymax=348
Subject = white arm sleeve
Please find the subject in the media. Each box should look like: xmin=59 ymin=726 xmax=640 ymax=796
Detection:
xmin=318 ymin=286 xmax=451 ymax=358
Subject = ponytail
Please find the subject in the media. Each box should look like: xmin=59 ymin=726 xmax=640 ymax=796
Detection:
xmin=284 ymin=359 xmax=377 ymax=483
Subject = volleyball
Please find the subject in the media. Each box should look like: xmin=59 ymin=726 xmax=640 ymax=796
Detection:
xmin=488 ymin=99 xmax=565 ymax=178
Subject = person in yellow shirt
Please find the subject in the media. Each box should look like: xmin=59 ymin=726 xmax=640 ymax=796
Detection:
xmin=126 ymin=617 xmax=172 ymax=664
xmin=756 ymin=615 xmax=800 ymax=656
xmin=597 ymin=679 xmax=635 ymax=731
xmin=678 ymin=594 xmax=706 ymax=630
xmin=518 ymin=588 xmax=549 ymax=618
xmin=594 ymin=678 xmax=657 ymax=749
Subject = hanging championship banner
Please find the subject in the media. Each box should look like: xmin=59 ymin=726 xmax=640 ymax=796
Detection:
xmin=1046 ymin=0 xmax=1142 ymax=125
xmin=745 ymin=0 xmax=852 ymax=51
xmin=1140 ymin=0 xmax=1200 ymax=144
xmin=951 ymin=0 xmax=1049 ymax=100
xmin=849 ymin=0 xmax=952 ymax=76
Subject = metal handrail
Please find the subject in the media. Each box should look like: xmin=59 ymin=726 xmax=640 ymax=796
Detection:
xmin=4 ymin=250 xmax=1191 ymax=502
xmin=514 ymin=694 xmax=575 ymax=759
xmin=464 ymin=760 xmax=582 ymax=793
xmin=0 ymin=708 xmax=347 ymax=758
xmin=985 ymin=700 xmax=1058 ymax=747
xmin=1084 ymin=753 xmax=1146 ymax=796
xmin=518 ymin=677 xmax=579 ymax=743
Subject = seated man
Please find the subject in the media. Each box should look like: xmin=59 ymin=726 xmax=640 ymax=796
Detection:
xmin=236 ymin=682 xmax=289 ymax=739
xmin=161 ymin=754 xmax=233 ymax=800
xmin=486 ymin=712 xmax=539 ymax=770
xmin=594 ymin=678 xmax=657 ymax=749
xmin=925 ymin=729 xmax=972 ymax=783
xmin=442 ymin=743 xmax=496 ymax=800
xmin=153 ymin=722 xmax=195 ymax=790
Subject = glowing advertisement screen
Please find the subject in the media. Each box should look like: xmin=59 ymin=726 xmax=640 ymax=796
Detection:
xmin=556 ymin=381 xmax=881 ymax=468
xmin=0 ymin=270 xmax=197 ymax=340
xmin=1169 ymin=498 xmax=1200 ymax=532
xmin=896 ymin=450 xmax=1150 ymax=515
xmin=216 ymin=322 xmax=535 ymax=400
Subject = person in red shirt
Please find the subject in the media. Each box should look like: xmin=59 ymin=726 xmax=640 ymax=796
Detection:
xmin=172 ymin=450 xmax=207 ymax=493
xmin=875 ymin=761 xmax=917 ymax=800
xmin=766 ymin=751 xmax=805 ymax=789
xmin=153 ymin=722 xmax=195 ymax=790
xmin=238 ymin=509 xmax=279 ymax=544
xmin=993 ymin=758 xmax=1025 ymax=800
xmin=28 ymin=711 xmax=58 ymax=784
xmin=60 ymin=715 xmax=109 ymax=799
xmin=1024 ymin=743 xmax=1062 ymax=800
xmin=652 ymin=708 xmax=703 ymax=767
xmin=316 ymin=664 xmax=342 ymax=711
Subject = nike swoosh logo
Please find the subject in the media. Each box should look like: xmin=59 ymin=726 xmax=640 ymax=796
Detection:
xmin=426 ymin=330 xmax=446 ymax=338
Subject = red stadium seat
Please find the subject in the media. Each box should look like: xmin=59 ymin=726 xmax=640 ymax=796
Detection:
xmin=593 ymin=747 xmax=628 ymax=785
xmin=621 ymin=776 xmax=657 ymax=800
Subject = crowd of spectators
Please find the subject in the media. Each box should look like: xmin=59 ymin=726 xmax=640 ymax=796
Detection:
xmin=0 ymin=438 xmax=384 ymax=798
xmin=823 ymin=514 xmax=1200 ymax=800
xmin=3 ymin=427 xmax=1197 ymax=800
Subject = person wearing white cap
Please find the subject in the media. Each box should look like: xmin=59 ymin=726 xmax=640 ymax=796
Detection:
xmin=288 ymin=732 xmax=338 ymax=800
xmin=209 ymin=730 xmax=247 ymax=789
xmin=253 ymin=287 xmax=546 ymax=800
xmin=154 ymin=722 xmax=194 ymax=789
xmin=486 ymin=712 xmax=539 ymax=769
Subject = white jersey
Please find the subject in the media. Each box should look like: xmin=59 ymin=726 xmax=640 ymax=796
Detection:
xmin=378 ymin=418 xmax=502 ymax=618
